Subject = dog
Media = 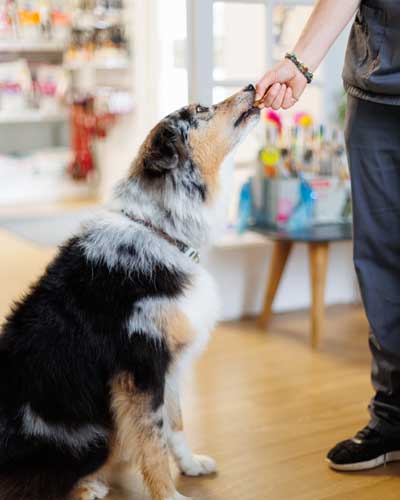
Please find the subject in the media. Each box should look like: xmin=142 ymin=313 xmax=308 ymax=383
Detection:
xmin=0 ymin=84 xmax=260 ymax=500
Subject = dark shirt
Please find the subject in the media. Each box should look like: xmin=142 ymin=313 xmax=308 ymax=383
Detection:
xmin=343 ymin=0 xmax=400 ymax=105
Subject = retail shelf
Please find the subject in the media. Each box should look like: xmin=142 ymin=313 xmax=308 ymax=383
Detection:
xmin=0 ymin=110 xmax=68 ymax=124
xmin=0 ymin=40 xmax=66 ymax=53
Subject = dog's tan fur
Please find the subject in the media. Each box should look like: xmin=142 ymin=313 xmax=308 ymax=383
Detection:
xmin=109 ymin=373 xmax=175 ymax=500
xmin=163 ymin=307 xmax=195 ymax=353
xmin=74 ymin=373 xmax=175 ymax=500
xmin=189 ymin=97 xmax=238 ymax=200
xmin=128 ymin=126 xmax=160 ymax=179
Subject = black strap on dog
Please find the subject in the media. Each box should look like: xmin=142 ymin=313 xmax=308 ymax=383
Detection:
xmin=121 ymin=210 xmax=200 ymax=264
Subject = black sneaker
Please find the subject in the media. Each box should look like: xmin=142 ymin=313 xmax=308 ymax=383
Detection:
xmin=327 ymin=426 xmax=400 ymax=471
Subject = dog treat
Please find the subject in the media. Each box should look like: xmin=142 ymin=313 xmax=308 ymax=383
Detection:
xmin=253 ymin=84 xmax=277 ymax=107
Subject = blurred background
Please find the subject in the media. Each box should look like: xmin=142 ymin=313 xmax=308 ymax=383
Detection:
xmin=0 ymin=0 xmax=356 ymax=322
xmin=2 ymin=2 xmax=392 ymax=498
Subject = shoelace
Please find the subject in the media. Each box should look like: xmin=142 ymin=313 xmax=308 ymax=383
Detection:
xmin=355 ymin=426 xmax=376 ymax=441
xmin=351 ymin=426 xmax=380 ymax=445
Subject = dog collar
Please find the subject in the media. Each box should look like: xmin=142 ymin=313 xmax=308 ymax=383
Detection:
xmin=121 ymin=210 xmax=200 ymax=264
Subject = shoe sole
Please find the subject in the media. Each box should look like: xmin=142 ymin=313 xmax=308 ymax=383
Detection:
xmin=327 ymin=450 xmax=400 ymax=471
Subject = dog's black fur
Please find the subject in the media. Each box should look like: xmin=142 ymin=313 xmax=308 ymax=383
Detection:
xmin=0 ymin=235 xmax=187 ymax=500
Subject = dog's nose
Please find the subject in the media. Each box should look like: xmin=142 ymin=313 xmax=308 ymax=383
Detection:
xmin=244 ymin=84 xmax=255 ymax=92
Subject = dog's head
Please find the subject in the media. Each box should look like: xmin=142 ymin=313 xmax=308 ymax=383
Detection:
xmin=131 ymin=85 xmax=259 ymax=203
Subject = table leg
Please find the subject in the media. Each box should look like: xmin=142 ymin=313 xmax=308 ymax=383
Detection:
xmin=309 ymin=242 xmax=329 ymax=349
xmin=259 ymin=240 xmax=293 ymax=329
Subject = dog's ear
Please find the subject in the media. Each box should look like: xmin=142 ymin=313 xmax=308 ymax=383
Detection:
xmin=143 ymin=121 xmax=188 ymax=175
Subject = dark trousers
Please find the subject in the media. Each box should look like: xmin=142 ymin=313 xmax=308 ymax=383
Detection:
xmin=346 ymin=95 xmax=400 ymax=435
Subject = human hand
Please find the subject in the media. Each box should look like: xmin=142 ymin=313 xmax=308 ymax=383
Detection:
xmin=255 ymin=59 xmax=308 ymax=110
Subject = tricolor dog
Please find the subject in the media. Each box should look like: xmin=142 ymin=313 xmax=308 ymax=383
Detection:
xmin=0 ymin=85 xmax=260 ymax=500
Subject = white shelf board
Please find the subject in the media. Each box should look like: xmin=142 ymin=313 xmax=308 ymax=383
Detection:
xmin=0 ymin=198 xmax=100 ymax=220
xmin=0 ymin=110 xmax=68 ymax=124
xmin=64 ymin=59 xmax=131 ymax=71
xmin=0 ymin=40 xmax=65 ymax=53
xmin=213 ymin=229 xmax=271 ymax=250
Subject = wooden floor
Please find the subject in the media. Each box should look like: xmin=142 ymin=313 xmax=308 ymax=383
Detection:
xmin=1 ymin=230 xmax=400 ymax=499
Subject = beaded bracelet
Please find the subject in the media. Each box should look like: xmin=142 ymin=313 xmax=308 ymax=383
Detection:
xmin=285 ymin=53 xmax=314 ymax=84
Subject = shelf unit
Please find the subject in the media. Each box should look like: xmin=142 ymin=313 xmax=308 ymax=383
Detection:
xmin=0 ymin=2 xmax=133 ymax=218
xmin=0 ymin=40 xmax=85 ymax=215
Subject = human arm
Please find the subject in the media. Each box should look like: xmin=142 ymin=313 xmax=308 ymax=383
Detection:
xmin=255 ymin=0 xmax=361 ymax=109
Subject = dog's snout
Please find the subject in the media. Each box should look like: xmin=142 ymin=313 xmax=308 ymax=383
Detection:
xmin=244 ymin=84 xmax=255 ymax=92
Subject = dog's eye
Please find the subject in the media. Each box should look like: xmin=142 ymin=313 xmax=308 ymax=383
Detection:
xmin=196 ymin=105 xmax=209 ymax=114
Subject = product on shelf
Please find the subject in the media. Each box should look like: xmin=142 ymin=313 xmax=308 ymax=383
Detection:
xmin=0 ymin=0 xmax=73 ymax=43
xmin=17 ymin=0 xmax=41 ymax=40
xmin=95 ymin=86 xmax=133 ymax=115
xmin=94 ymin=25 xmax=127 ymax=64
xmin=64 ymin=0 xmax=128 ymax=66
xmin=258 ymin=110 xmax=349 ymax=180
xmin=65 ymin=24 xmax=128 ymax=66
xmin=32 ymin=63 xmax=68 ymax=111
xmin=249 ymin=110 xmax=352 ymax=231
xmin=51 ymin=0 xmax=71 ymax=41
xmin=0 ymin=58 xmax=31 ymax=112
xmin=0 ymin=0 xmax=15 ymax=40
xmin=0 ymin=59 xmax=67 ymax=114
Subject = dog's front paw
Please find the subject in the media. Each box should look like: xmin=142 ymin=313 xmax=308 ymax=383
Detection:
xmin=75 ymin=479 xmax=109 ymax=500
xmin=166 ymin=492 xmax=192 ymax=500
xmin=179 ymin=454 xmax=217 ymax=477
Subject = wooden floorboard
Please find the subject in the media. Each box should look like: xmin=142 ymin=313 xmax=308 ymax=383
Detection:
xmin=175 ymin=316 xmax=400 ymax=500
xmin=1 ymin=229 xmax=399 ymax=499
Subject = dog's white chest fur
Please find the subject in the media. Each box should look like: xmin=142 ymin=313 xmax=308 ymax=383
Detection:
xmin=177 ymin=266 xmax=220 ymax=364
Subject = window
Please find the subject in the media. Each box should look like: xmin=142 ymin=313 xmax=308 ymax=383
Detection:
xmin=213 ymin=2 xmax=267 ymax=83
xmin=187 ymin=0 xmax=346 ymax=164
xmin=157 ymin=0 xmax=188 ymax=118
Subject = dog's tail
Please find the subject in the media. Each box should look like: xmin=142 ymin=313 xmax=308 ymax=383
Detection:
xmin=0 ymin=465 xmax=79 ymax=500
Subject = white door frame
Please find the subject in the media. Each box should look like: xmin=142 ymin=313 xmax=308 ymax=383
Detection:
xmin=186 ymin=0 xmax=214 ymax=104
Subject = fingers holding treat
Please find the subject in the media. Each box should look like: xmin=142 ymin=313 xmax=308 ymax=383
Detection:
xmin=282 ymin=87 xmax=297 ymax=110
xmin=271 ymin=84 xmax=287 ymax=110
xmin=260 ymin=83 xmax=283 ymax=108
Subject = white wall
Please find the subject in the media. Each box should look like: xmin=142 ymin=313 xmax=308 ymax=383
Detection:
xmin=97 ymin=0 xmax=160 ymax=198
xmin=205 ymin=240 xmax=359 ymax=321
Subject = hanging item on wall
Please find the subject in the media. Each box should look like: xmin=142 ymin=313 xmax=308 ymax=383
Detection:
xmin=66 ymin=0 xmax=132 ymax=180
xmin=69 ymin=95 xmax=114 ymax=180
xmin=68 ymin=87 xmax=132 ymax=180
